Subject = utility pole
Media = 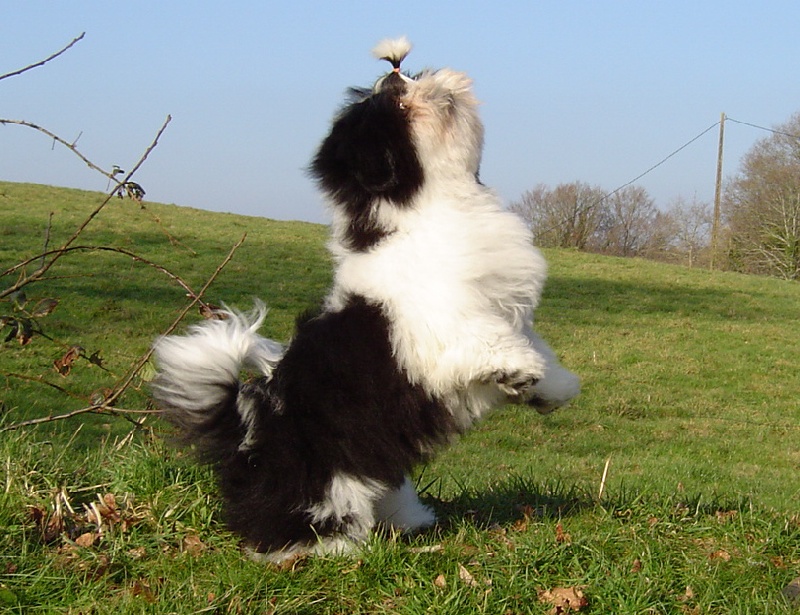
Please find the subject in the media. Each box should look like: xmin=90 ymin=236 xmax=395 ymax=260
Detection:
xmin=710 ymin=112 xmax=726 ymax=270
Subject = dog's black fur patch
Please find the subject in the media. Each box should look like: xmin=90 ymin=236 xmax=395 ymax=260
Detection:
xmin=182 ymin=295 xmax=455 ymax=554
xmin=310 ymin=74 xmax=423 ymax=251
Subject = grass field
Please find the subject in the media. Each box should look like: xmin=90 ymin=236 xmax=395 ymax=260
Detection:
xmin=1 ymin=181 xmax=799 ymax=613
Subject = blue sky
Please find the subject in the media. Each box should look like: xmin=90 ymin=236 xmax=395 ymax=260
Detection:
xmin=3 ymin=1 xmax=800 ymax=223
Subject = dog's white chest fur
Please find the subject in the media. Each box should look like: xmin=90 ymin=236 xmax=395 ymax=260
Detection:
xmin=328 ymin=182 xmax=550 ymax=422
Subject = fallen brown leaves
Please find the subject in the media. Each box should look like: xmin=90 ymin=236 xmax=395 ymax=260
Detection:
xmin=430 ymin=562 xmax=493 ymax=594
xmin=23 ymin=488 xmax=212 ymax=605
xmin=53 ymin=345 xmax=83 ymax=376
xmin=457 ymin=563 xmax=480 ymax=588
xmin=538 ymin=586 xmax=589 ymax=614
xmin=554 ymin=522 xmax=571 ymax=545
xmin=28 ymin=491 xmax=141 ymax=546
xmin=181 ymin=534 xmax=207 ymax=557
xmin=707 ymin=548 xmax=732 ymax=562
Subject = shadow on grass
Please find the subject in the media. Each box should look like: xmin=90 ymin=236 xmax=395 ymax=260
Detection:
xmin=424 ymin=475 xmax=594 ymax=530
xmin=544 ymin=272 xmax=796 ymax=324
xmin=422 ymin=474 xmax=763 ymax=533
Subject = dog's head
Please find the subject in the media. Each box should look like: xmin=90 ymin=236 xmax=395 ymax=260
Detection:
xmin=311 ymin=37 xmax=484 ymax=250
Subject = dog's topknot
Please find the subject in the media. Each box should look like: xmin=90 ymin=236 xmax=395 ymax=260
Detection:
xmin=372 ymin=36 xmax=412 ymax=70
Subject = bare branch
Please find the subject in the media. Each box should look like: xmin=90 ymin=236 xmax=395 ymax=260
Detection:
xmin=122 ymin=115 xmax=172 ymax=181
xmin=0 ymin=118 xmax=115 ymax=179
xmin=0 ymin=405 xmax=158 ymax=432
xmin=103 ymin=232 xmax=247 ymax=408
xmin=0 ymin=115 xmax=172 ymax=301
xmin=0 ymin=234 xmax=247 ymax=433
xmin=0 ymin=32 xmax=85 ymax=81
xmin=4 ymin=244 xmax=207 ymax=305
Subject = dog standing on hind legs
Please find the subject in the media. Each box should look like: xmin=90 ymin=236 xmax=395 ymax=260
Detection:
xmin=152 ymin=37 xmax=580 ymax=564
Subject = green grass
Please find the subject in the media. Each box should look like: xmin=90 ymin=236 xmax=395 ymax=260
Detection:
xmin=1 ymin=181 xmax=799 ymax=614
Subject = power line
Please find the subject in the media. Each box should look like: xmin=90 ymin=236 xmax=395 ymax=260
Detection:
xmin=726 ymin=117 xmax=800 ymax=141
xmin=600 ymin=120 xmax=721 ymax=202
xmin=514 ymin=114 xmax=798 ymax=244
xmin=522 ymin=121 xmax=723 ymax=239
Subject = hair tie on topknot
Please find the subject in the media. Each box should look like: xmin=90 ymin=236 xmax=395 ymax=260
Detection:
xmin=371 ymin=36 xmax=412 ymax=71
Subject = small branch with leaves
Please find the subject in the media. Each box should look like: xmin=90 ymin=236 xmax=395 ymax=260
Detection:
xmin=0 ymin=234 xmax=247 ymax=433
xmin=1 ymin=31 xmax=231 ymax=435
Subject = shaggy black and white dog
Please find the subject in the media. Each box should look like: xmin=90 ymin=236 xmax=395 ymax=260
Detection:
xmin=152 ymin=37 xmax=580 ymax=563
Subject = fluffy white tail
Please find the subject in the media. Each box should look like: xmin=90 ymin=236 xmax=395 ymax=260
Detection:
xmin=152 ymin=303 xmax=283 ymax=422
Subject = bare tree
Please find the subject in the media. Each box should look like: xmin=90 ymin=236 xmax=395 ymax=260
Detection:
xmin=662 ymin=196 xmax=712 ymax=267
xmin=723 ymin=113 xmax=800 ymax=279
xmin=509 ymin=181 xmax=607 ymax=249
xmin=595 ymin=186 xmax=660 ymax=257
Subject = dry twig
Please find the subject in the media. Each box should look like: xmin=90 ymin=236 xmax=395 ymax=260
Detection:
xmin=0 ymin=234 xmax=247 ymax=433
xmin=0 ymin=115 xmax=172 ymax=300
xmin=0 ymin=32 xmax=85 ymax=81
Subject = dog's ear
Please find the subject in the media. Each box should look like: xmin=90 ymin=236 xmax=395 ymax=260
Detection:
xmin=311 ymin=94 xmax=423 ymax=209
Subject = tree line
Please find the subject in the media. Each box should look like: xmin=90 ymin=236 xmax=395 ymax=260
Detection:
xmin=509 ymin=112 xmax=800 ymax=281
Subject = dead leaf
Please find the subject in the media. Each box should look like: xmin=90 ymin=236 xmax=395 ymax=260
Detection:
xmin=29 ymin=505 xmax=63 ymax=543
xmin=433 ymin=574 xmax=447 ymax=589
xmin=31 ymin=298 xmax=59 ymax=318
xmin=771 ymin=555 xmax=786 ymax=568
xmin=78 ymin=553 xmax=110 ymax=581
xmin=28 ymin=505 xmax=44 ymax=526
xmin=512 ymin=517 xmax=530 ymax=532
xmin=130 ymin=579 xmax=157 ymax=603
xmin=708 ymin=549 xmax=731 ymax=562
xmin=181 ymin=534 xmax=206 ymax=557
xmin=199 ymin=303 xmax=226 ymax=320
xmin=458 ymin=564 xmax=479 ymax=587
xmin=715 ymin=510 xmax=737 ymax=524
xmin=511 ymin=504 xmax=540 ymax=532
xmin=539 ymin=586 xmax=589 ymax=614
xmin=54 ymin=345 xmax=83 ymax=376
xmin=127 ymin=547 xmax=147 ymax=560
xmin=16 ymin=318 xmax=33 ymax=345
xmin=269 ymin=552 xmax=306 ymax=572
xmin=630 ymin=558 xmax=642 ymax=573
xmin=555 ymin=522 xmax=571 ymax=544
xmin=95 ymin=493 xmax=121 ymax=525
xmin=102 ymin=493 xmax=117 ymax=510
xmin=75 ymin=532 xmax=97 ymax=548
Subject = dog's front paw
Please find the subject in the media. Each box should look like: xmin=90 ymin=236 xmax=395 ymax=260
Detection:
xmin=527 ymin=366 xmax=581 ymax=414
xmin=489 ymin=369 xmax=540 ymax=399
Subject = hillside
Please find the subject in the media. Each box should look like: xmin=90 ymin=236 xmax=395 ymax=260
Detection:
xmin=2 ymin=180 xmax=799 ymax=510
xmin=2 ymin=181 xmax=799 ymax=613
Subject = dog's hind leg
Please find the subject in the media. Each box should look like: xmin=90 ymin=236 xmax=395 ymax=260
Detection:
xmin=374 ymin=476 xmax=436 ymax=533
